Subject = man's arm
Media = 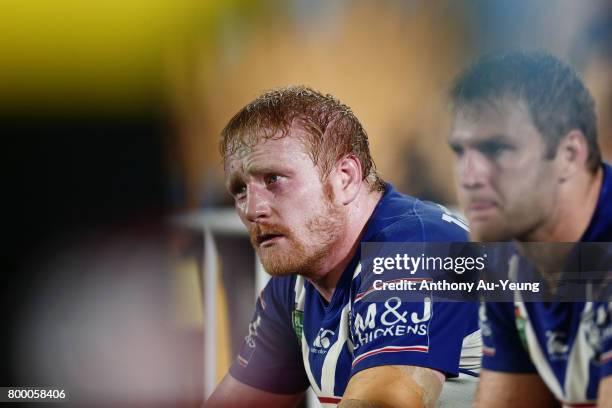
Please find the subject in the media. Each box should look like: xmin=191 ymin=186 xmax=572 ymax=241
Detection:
xmin=215 ymin=278 xmax=310 ymax=404
xmin=598 ymin=375 xmax=612 ymax=408
xmin=205 ymin=373 xmax=304 ymax=408
xmin=339 ymin=365 xmax=444 ymax=408
xmin=474 ymin=369 xmax=557 ymax=408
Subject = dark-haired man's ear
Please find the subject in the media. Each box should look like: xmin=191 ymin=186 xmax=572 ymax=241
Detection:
xmin=331 ymin=154 xmax=363 ymax=205
xmin=556 ymin=130 xmax=589 ymax=182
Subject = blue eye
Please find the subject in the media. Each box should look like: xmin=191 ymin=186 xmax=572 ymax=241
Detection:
xmin=265 ymin=174 xmax=281 ymax=185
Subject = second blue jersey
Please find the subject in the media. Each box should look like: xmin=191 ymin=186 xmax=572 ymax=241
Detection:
xmin=481 ymin=163 xmax=612 ymax=407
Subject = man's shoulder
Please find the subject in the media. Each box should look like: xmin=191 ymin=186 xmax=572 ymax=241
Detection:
xmin=261 ymin=275 xmax=298 ymax=308
xmin=265 ymin=275 xmax=297 ymax=291
xmin=370 ymin=188 xmax=469 ymax=243
xmin=597 ymin=163 xmax=612 ymax=213
xmin=582 ymin=163 xmax=612 ymax=241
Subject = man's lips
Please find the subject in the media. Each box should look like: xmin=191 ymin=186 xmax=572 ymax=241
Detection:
xmin=256 ymin=233 xmax=285 ymax=247
xmin=469 ymin=201 xmax=496 ymax=210
xmin=250 ymin=224 xmax=290 ymax=248
xmin=467 ymin=200 xmax=498 ymax=216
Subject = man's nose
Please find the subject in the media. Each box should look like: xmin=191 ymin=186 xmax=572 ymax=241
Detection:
xmin=460 ymin=151 xmax=488 ymax=189
xmin=244 ymin=185 xmax=271 ymax=223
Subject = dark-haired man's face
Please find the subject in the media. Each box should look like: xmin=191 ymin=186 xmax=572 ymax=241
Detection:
xmin=449 ymin=99 xmax=560 ymax=242
xmin=224 ymin=129 xmax=346 ymax=277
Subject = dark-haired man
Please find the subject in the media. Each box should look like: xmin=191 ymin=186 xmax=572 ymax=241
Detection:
xmin=207 ymin=86 xmax=480 ymax=407
xmin=449 ymin=51 xmax=612 ymax=407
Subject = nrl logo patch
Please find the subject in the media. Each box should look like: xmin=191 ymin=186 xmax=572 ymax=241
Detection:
xmin=292 ymin=310 xmax=304 ymax=343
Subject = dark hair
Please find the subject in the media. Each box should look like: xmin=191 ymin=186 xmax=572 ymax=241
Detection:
xmin=220 ymin=85 xmax=384 ymax=191
xmin=450 ymin=50 xmax=601 ymax=172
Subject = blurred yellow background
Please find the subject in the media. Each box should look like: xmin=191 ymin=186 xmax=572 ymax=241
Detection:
xmin=2 ymin=0 xmax=610 ymax=207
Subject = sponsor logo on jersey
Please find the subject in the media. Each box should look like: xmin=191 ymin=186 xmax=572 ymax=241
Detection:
xmin=545 ymin=330 xmax=569 ymax=361
xmin=239 ymin=313 xmax=261 ymax=366
xmin=246 ymin=314 xmax=261 ymax=348
xmin=584 ymin=303 xmax=612 ymax=365
xmin=311 ymin=329 xmax=335 ymax=354
xmin=351 ymin=297 xmax=431 ymax=349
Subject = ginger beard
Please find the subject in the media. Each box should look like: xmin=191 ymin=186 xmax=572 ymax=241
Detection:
xmin=249 ymin=183 xmax=346 ymax=277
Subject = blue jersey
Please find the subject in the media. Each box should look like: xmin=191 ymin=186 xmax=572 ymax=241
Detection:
xmin=481 ymin=163 xmax=612 ymax=407
xmin=230 ymin=184 xmax=481 ymax=406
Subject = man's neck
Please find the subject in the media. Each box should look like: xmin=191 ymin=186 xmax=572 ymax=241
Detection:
xmin=309 ymin=188 xmax=384 ymax=302
xmin=523 ymin=166 xmax=603 ymax=243
xmin=516 ymin=166 xmax=603 ymax=284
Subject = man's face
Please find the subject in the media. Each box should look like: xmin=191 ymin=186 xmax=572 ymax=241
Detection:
xmin=449 ymin=99 xmax=559 ymax=241
xmin=224 ymin=129 xmax=346 ymax=277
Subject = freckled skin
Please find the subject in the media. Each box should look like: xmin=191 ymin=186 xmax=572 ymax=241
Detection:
xmin=218 ymin=127 xmax=444 ymax=408
xmin=225 ymin=132 xmax=346 ymax=278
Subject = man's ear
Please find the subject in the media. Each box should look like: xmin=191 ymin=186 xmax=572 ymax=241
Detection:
xmin=330 ymin=154 xmax=363 ymax=205
xmin=556 ymin=130 xmax=589 ymax=182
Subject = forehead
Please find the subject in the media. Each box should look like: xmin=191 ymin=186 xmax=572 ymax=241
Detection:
xmin=450 ymin=98 xmax=541 ymax=145
xmin=224 ymin=128 xmax=313 ymax=176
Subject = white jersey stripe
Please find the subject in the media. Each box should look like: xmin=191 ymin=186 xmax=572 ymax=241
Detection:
xmin=564 ymin=303 xmax=594 ymax=404
xmin=320 ymin=303 xmax=350 ymax=397
xmin=515 ymin=300 xmax=564 ymax=399
xmin=511 ymin=256 xmax=563 ymax=398
xmin=459 ymin=329 xmax=482 ymax=370
xmin=352 ymin=263 xmax=362 ymax=279
xmin=295 ymin=276 xmax=323 ymax=396
xmin=301 ymin=330 xmax=323 ymax=396
xmin=294 ymin=275 xmax=305 ymax=311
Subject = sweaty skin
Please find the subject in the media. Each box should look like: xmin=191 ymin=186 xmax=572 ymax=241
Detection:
xmin=213 ymin=127 xmax=451 ymax=408
xmin=340 ymin=366 xmax=444 ymax=408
